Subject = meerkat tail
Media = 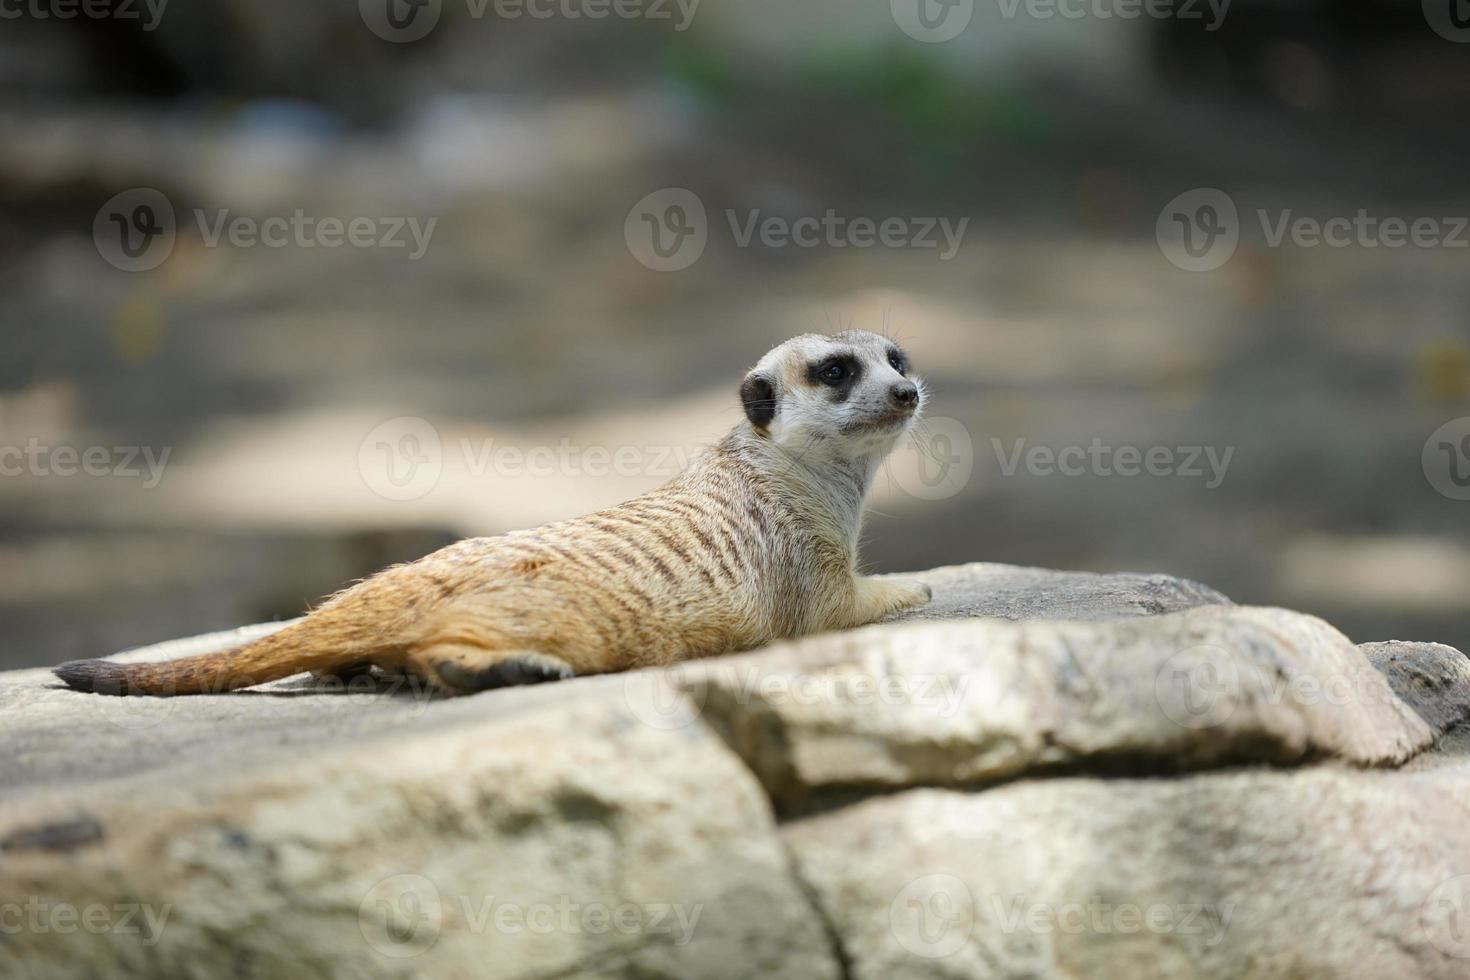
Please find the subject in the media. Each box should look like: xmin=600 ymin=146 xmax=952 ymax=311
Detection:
xmin=52 ymin=613 xmax=392 ymax=697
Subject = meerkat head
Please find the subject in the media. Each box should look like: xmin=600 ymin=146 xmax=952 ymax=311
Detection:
xmin=739 ymin=330 xmax=923 ymax=462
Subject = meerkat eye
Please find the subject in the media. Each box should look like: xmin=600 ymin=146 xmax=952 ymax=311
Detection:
xmin=819 ymin=361 xmax=847 ymax=385
xmin=887 ymin=351 xmax=907 ymax=374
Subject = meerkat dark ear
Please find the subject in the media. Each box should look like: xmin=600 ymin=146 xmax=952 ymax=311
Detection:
xmin=739 ymin=373 xmax=776 ymax=429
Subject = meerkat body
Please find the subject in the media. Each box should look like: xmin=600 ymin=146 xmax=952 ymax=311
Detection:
xmin=55 ymin=331 xmax=931 ymax=697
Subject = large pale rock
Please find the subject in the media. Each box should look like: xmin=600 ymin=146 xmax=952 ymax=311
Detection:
xmin=784 ymin=767 xmax=1470 ymax=980
xmin=0 ymin=692 xmax=838 ymax=980
xmin=681 ymin=605 xmax=1434 ymax=811
xmin=2 ymin=562 xmax=1463 ymax=979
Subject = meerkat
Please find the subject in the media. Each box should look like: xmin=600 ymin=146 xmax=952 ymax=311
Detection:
xmin=53 ymin=330 xmax=932 ymax=698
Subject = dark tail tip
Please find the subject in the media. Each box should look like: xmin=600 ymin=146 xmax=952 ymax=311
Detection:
xmin=53 ymin=659 xmax=134 ymax=695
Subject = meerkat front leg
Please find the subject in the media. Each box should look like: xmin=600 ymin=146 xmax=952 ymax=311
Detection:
xmin=844 ymin=575 xmax=932 ymax=628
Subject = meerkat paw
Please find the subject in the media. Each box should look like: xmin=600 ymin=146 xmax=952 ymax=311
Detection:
xmin=885 ymin=577 xmax=933 ymax=610
xmin=310 ymin=660 xmax=379 ymax=683
xmin=847 ymin=576 xmax=932 ymax=627
xmin=407 ymin=643 xmax=576 ymax=696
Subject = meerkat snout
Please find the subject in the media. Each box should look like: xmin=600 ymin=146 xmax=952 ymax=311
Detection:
xmin=890 ymin=380 xmax=919 ymax=406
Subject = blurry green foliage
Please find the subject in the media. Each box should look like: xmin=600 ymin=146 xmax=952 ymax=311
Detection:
xmin=661 ymin=39 xmax=1054 ymax=176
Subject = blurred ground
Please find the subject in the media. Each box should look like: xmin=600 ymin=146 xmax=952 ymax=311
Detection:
xmin=1 ymin=3 xmax=1467 ymax=668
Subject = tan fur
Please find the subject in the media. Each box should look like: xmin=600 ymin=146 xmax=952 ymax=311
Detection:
xmin=54 ymin=331 xmax=931 ymax=697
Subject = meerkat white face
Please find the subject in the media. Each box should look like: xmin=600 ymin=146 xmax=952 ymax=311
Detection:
xmin=740 ymin=330 xmax=923 ymax=461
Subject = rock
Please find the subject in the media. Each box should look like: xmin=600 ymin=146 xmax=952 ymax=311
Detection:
xmin=0 ymin=693 xmax=838 ymax=980
xmin=1359 ymin=641 xmax=1470 ymax=737
xmin=1 ymin=562 xmax=1464 ymax=979
xmin=883 ymin=562 xmax=1230 ymax=623
xmin=783 ymin=768 xmax=1470 ymax=980
xmin=682 ymin=605 xmax=1431 ymax=812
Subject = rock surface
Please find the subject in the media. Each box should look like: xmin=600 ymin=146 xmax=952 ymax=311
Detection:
xmin=681 ymin=605 xmax=1434 ymax=813
xmin=784 ymin=767 xmax=1470 ymax=980
xmin=1359 ymin=641 xmax=1470 ymax=737
xmin=2 ymin=562 xmax=1468 ymax=979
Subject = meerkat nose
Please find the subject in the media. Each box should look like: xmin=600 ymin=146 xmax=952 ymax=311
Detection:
xmin=890 ymin=381 xmax=919 ymax=407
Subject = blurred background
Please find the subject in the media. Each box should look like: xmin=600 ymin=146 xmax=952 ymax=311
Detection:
xmin=2 ymin=0 xmax=1468 ymax=671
